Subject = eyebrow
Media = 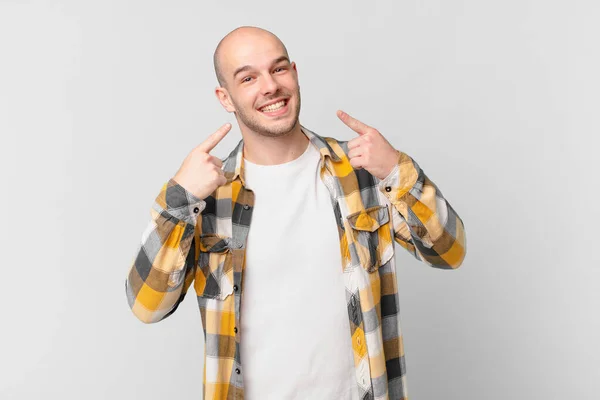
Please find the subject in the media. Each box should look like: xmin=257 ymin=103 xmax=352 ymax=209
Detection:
xmin=232 ymin=55 xmax=290 ymax=79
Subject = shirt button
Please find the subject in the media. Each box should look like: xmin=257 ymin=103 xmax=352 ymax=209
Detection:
xmin=385 ymin=186 xmax=392 ymax=192
xmin=193 ymin=207 xmax=200 ymax=213
xmin=243 ymin=204 xmax=250 ymax=210
xmin=235 ymin=368 xmax=240 ymax=374
xmin=233 ymin=285 xmax=239 ymax=292
xmin=234 ymin=327 xmax=238 ymax=333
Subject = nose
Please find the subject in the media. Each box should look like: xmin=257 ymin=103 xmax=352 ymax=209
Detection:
xmin=260 ymin=73 xmax=279 ymax=96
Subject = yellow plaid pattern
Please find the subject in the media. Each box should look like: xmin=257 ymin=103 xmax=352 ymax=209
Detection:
xmin=125 ymin=125 xmax=467 ymax=399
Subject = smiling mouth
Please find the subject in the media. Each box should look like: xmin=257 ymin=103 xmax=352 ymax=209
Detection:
xmin=258 ymin=99 xmax=288 ymax=113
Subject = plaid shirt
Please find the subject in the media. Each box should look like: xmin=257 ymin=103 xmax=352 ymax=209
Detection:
xmin=125 ymin=125 xmax=467 ymax=400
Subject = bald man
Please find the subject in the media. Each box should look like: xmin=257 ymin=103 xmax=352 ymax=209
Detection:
xmin=126 ymin=26 xmax=467 ymax=400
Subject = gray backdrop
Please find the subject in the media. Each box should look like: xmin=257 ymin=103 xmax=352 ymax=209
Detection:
xmin=1 ymin=0 xmax=598 ymax=399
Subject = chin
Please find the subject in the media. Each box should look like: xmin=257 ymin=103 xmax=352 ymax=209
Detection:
xmin=258 ymin=120 xmax=298 ymax=138
xmin=253 ymin=113 xmax=299 ymax=138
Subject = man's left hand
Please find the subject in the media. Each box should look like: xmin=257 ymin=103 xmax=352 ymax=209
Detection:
xmin=336 ymin=110 xmax=400 ymax=180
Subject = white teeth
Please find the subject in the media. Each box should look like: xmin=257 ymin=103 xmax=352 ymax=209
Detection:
xmin=260 ymin=100 xmax=286 ymax=112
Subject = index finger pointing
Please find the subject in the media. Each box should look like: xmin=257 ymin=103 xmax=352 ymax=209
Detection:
xmin=336 ymin=110 xmax=371 ymax=135
xmin=198 ymin=123 xmax=232 ymax=153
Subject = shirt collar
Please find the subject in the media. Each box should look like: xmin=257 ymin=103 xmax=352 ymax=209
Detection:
xmin=222 ymin=124 xmax=341 ymax=186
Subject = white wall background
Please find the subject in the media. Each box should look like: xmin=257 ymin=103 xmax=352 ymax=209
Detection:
xmin=1 ymin=0 xmax=598 ymax=399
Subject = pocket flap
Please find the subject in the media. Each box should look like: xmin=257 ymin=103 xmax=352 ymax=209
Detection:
xmin=347 ymin=205 xmax=390 ymax=232
xmin=199 ymin=233 xmax=231 ymax=253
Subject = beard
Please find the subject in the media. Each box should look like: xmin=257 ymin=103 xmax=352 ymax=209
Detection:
xmin=231 ymin=88 xmax=301 ymax=138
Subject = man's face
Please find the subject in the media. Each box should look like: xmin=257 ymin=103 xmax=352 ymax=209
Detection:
xmin=218 ymin=36 xmax=301 ymax=138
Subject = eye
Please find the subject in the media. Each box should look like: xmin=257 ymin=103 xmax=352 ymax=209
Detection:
xmin=241 ymin=76 xmax=252 ymax=83
xmin=274 ymin=67 xmax=286 ymax=73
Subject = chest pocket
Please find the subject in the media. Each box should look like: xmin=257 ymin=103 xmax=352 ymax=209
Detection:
xmin=194 ymin=233 xmax=235 ymax=300
xmin=346 ymin=205 xmax=394 ymax=272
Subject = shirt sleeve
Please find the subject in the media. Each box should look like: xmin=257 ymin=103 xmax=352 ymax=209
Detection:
xmin=125 ymin=178 xmax=206 ymax=323
xmin=378 ymin=151 xmax=467 ymax=269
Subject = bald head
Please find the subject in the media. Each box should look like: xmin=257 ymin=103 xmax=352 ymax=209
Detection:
xmin=213 ymin=26 xmax=289 ymax=88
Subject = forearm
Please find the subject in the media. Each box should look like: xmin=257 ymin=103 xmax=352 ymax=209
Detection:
xmin=125 ymin=178 xmax=205 ymax=323
xmin=379 ymin=151 xmax=467 ymax=269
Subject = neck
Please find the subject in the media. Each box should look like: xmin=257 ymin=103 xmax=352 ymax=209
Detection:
xmin=241 ymin=121 xmax=308 ymax=165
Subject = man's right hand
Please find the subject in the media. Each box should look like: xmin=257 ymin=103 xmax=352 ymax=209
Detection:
xmin=172 ymin=123 xmax=232 ymax=200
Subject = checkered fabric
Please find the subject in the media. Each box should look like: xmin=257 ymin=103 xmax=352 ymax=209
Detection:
xmin=125 ymin=125 xmax=467 ymax=400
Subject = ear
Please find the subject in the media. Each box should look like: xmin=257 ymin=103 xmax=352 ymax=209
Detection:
xmin=215 ymin=86 xmax=235 ymax=113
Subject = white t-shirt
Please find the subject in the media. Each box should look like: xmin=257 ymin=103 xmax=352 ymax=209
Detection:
xmin=239 ymin=139 xmax=360 ymax=400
